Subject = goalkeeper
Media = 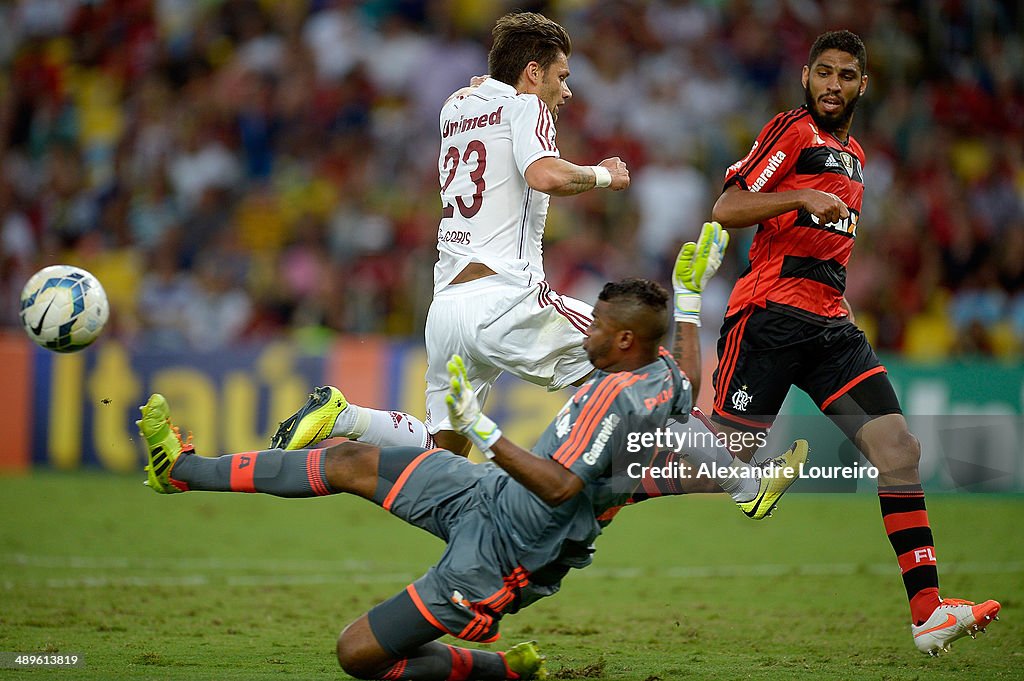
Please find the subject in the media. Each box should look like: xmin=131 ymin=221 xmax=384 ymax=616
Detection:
xmin=271 ymin=223 xmax=803 ymax=518
xmin=138 ymin=227 xmax=807 ymax=680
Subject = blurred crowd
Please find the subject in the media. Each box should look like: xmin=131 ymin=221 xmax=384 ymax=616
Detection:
xmin=1 ymin=0 xmax=1022 ymax=358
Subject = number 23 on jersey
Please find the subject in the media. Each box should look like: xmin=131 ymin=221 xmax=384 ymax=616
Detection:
xmin=441 ymin=140 xmax=487 ymax=220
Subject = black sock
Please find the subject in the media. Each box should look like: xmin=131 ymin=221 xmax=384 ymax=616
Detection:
xmin=879 ymin=484 xmax=940 ymax=624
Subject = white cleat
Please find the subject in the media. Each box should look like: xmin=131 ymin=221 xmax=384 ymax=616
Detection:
xmin=912 ymin=598 xmax=1001 ymax=655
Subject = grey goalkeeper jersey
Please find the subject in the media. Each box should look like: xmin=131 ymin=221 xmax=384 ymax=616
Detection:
xmin=479 ymin=349 xmax=691 ymax=574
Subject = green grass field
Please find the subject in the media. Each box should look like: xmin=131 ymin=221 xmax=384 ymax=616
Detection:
xmin=0 ymin=472 xmax=1020 ymax=680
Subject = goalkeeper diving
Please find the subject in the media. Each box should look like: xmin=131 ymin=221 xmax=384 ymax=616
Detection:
xmin=137 ymin=222 xmax=807 ymax=679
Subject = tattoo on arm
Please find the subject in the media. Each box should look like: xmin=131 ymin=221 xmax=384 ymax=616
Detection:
xmin=566 ymin=167 xmax=595 ymax=194
xmin=672 ymin=331 xmax=688 ymax=366
xmin=672 ymin=321 xmax=702 ymax=400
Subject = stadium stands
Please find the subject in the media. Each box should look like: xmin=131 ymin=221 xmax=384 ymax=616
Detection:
xmin=1 ymin=0 xmax=1021 ymax=357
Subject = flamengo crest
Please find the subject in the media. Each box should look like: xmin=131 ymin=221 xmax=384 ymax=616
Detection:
xmin=731 ymin=386 xmax=752 ymax=412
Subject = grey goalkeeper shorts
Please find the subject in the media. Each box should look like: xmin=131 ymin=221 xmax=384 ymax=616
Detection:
xmin=366 ymin=447 xmax=542 ymax=654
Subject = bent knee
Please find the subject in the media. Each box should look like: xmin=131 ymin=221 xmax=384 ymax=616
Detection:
xmin=326 ymin=440 xmax=379 ymax=462
xmin=432 ymin=429 xmax=471 ymax=457
xmin=861 ymin=420 xmax=921 ymax=475
xmin=324 ymin=441 xmax=380 ymax=485
xmin=872 ymin=425 xmax=920 ymax=468
xmin=336 ymin=628 xmax=381 ymax=679
xmin=862 ymin=419 xmax=919 ymax=455
xmin=895 ymin=428 xmax=920 ymax=463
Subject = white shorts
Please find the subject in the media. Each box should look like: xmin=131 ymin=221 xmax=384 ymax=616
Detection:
xmin=424 ymin=277 xmax=594 ymax=434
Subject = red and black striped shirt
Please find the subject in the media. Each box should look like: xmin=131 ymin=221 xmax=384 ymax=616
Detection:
xmin=722 ymin=105 xmax=865 ymax=321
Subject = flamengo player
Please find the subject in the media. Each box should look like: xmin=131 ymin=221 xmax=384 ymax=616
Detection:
xmin=708 ymin=30 xmax=999 ymax=654
xmin=272 ymin=11 xmax=627 ymax=457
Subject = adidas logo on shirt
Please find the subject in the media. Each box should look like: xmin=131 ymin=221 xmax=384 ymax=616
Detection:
xmin=824 ymin=154 xmax=841 ymax=168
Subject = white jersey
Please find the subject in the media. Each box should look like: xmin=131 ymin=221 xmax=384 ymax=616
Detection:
xmin=434 ymin=78 xmax=559 ymax=293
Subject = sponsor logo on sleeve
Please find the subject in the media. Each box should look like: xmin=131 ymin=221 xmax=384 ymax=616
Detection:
xmin=748 ymin=151 xmax=787 ymax=192
xmin=582 ymin=413 xmax=620 ymax=466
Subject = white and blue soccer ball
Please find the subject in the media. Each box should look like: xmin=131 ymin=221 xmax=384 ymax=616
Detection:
xmin=19 ymin=265 xmax=109 ymax=353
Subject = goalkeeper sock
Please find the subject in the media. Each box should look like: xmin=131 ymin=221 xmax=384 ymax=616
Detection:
xmin=169 ymin=449 xmax=336 ymax=497
xmin=377 ymin=642 xmax=512 ymax=681
xmin=331 ymin=405 xmax=435 ymax=449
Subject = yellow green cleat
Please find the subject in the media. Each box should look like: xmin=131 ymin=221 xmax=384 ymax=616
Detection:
xmin=503 ymin=641 xmax=548 ymax=680
xmin=137 ymin=393 xmax=190 ymax=494
xmin=737 ymin=439 xmax=808 ymax=520
xmin=269 ymin=386 xmax=348 ymax=450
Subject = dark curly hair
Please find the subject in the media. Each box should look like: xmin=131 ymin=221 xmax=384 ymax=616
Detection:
xmin=598 ymin=278 xmax=669 ymax=342
xmin=599 ymin=278 xmax=669 ymax=309
xmin=809 ymin=30 xmax=866 ymax=74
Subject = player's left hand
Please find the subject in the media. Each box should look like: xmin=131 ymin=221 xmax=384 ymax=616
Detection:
xmin=673 ymin=221 xmax=729 ymax=325
xmin=446 ymin=354 xmax=502 ymax=452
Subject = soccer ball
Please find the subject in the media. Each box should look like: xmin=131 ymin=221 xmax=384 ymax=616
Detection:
xmin=19 ymin=265 xmax=109 ymax=353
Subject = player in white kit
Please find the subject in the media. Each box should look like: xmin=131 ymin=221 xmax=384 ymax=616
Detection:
xmin=268 ymin=16 xmax=803 ymax=521
xmin=273 ymin=12 xmax=628 ymax=457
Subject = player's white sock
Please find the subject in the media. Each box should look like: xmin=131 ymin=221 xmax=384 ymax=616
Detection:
xmin=331 ymin=405 xmax=433 ymax=448
xmin=670 ymin=416 xmax=758 ymax=502
xmin=722 ymin=458 xmax=758 ymax=502
xmin=330 ymin=403 xmax=370 ymax=439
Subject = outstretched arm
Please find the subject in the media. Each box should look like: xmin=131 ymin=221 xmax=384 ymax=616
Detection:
xmin=671 ymin=221 xmax=730 ymax=400
xmin=524 ymin=156 xmax=629 ymax=196
xmin=445 ymin=356 xmax=583 ymax=506
xmin=488 ymin=436 xmax=584 ymax=506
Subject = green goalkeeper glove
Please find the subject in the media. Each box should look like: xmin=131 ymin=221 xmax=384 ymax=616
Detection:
xmin=445 ymin=354 xmax=502 ymax=456
xmin=673 ymin=221 xmax=730 ymax=326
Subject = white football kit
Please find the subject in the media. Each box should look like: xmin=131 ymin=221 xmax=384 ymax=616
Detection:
xmin=425 ymin=78 xmax=593 ymax=434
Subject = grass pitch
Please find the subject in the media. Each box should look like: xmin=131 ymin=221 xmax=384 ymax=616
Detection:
xmin=0 ymin=471 xmax=1020 ymax=680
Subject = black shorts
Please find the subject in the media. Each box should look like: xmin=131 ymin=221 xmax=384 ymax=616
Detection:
xmin=710 ymin=305 xmax=901 ymax=436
